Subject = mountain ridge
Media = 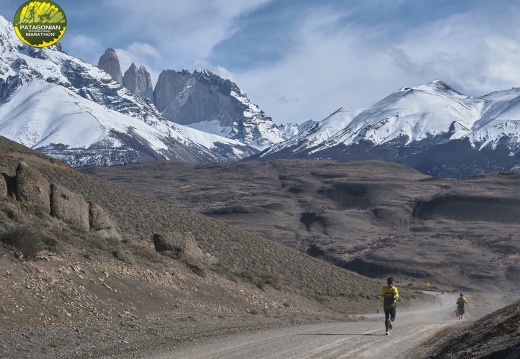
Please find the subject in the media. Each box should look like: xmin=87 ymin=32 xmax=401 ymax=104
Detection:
xmin=0 ymin=16 xmax=258 ymax=166
xmin=256 ymin=80 xmax=520 ymax=177
xmin=3 ymin=12 xmax=520 ymax=177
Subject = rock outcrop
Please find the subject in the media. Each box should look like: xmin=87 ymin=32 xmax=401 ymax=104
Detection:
xmin=152 ymin=232 xmax=204 ymax=262
xmin=89 ymin=202 xmax=122 ymax=240
xmin=7 ymin=162 xmax=120 ymax=238
xmin=97 ymin=48 xmax=123 ymax=84
xmin=123 ymin=63 xmax=154 ymax=101
xmin=50 ymin=184 xmax=90 ymax=231
xmin=15 ymin=161 xmax=50 ymax=209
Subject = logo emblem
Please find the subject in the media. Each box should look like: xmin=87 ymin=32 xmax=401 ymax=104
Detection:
xmin=13 ymin=1 xmax=67 ymax=48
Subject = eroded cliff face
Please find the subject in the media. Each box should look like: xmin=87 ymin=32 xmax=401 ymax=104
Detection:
xmin=97 ymin=48 xmax=123 ymax=84
xmin=153 ymin=69 xmax=244 ymax=127
xmin=3 ymin=162 xmax=120 ymax=240
xmin=152 ymin=69 xmax=287 ymax=149
xmin=123 ymin=63 xmax=154 ymax=101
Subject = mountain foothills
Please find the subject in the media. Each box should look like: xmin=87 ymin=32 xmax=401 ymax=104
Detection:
xmin=1 ymin=137 xmax=519 ymax=358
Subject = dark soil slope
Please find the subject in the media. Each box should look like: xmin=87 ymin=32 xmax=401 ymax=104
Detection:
xmin=81 ymin=159 xmax=520 ymax=294
xmin=427 ymin=299 xmax=520 ymax=358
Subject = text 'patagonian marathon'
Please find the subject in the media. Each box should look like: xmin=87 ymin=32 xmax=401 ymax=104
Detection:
xmin=18 ymin=25 xmax=62 ymax=31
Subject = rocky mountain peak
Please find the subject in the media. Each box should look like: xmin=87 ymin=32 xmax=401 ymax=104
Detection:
xmin=153 ymin=68 xmax=288 ymax=149
xmin=0 ymin=20 xmax=258 ymax=167
xmin=154 ymin=69 xmax=238 ymax=124
xmin=123 ymin=62 xmax=154 ymax=101
xmin=98 ymin=48 xmax=123 ymax=84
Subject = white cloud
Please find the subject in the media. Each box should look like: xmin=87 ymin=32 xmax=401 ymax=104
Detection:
xmin=485 ymin=36 xmax=520 ymax=89
xmin=126 ymin=42 xmax=162 ymax=62
xmin=237 ymin=10 xmax=405 ymax=123
xmin=237 ymin=4 xmax=520 ymax=124
xmin=385 ymin=9 xmax=520 ymax=95
xmin=104 ymin=0 xmax=272 ymax=68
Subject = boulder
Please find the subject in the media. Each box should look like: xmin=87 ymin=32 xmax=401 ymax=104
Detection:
xmin=50 ymin=184 xmax=90 ymax=231
xmin=152 ymin=232 xmax=204 ymax=261
xmin=89 ymin=202 xmax=121 ymax=240
xmin=15 ymin=161 xmax=50 ymax=209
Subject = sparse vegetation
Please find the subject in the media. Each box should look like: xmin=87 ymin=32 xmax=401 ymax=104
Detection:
xmin=127 ymin=242 xmax=165 ymax=263
xmin=260 ymin=271 xmax=283 ymax=290
xmin=88 ymin=236 xmax=120 ymax=252
xmin=184 ymin=260 xmax=207 ymax=277
xmin=0 ymin=225 xmax=46 ymax=258
xmin=112 ymin=249 xmax=135 ymax=264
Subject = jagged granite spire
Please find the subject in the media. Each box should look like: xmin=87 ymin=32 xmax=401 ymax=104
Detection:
xmin=98 ymin=48 xmax=123 ymax=84
xmin=123 ymin=63 xmax=154 ymax=101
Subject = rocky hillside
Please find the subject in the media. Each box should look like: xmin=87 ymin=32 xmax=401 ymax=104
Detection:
xmin=0 ymin=135 xmax=406 ymax=357
xmin=1 ymin=135 xmax=519 ymax=358
xmin=422 ymin=299 xmax=520 ymax=358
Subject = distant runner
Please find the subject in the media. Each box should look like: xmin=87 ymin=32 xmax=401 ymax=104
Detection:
xmin=379 ymin=277 xmax=399 ymax=335
xmin=456 ymin=293 xmax=469 ymax=320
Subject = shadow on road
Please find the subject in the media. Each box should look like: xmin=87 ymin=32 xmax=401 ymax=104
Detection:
xmin=299 ymin=333 xmax=378 ymax=337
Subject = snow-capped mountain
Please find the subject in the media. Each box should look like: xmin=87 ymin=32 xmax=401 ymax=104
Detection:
xmin=0 ymin=16 xmax=257 ymax=166
xmin=257 ymin=80 xmax=520 ymax=178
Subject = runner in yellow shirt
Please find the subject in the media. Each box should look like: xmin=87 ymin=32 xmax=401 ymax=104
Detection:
xmin=456 ymin=293 xmax=469 ymax=320
xmin=379 ymin=277 xmax=399 ymax=335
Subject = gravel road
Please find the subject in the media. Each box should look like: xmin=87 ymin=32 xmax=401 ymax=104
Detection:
xmin=149 ymin=292 xmax=466 ymax=359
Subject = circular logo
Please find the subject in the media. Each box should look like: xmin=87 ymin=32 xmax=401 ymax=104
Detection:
xmin=13 ymin=1 xmax=67 ymax=48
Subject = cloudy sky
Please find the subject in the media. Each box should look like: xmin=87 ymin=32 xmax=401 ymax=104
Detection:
xmin=2 ymin=0 xmax=520 ymax=124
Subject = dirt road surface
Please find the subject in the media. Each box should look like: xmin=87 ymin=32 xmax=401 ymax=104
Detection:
xmin=150 ymin=292 xmax=470 ymax=359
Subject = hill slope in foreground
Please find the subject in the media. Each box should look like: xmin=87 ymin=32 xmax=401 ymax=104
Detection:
xmin=0 ymin=135 xmax=518 ymax=358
